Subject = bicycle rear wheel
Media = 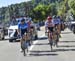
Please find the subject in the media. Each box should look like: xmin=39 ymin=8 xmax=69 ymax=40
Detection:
xmin=23 ymin=49 xmax=26 ymax=56
xmin=22 ymin=41 xmax=28 ymax=56
xmin=55 ymin=33 xmax=59 ymax=47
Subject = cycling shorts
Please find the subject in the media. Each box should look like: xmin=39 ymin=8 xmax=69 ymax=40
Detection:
xmin=48 ymin=27 xmax=54 ymax=32
xmin=30 ymin=26 xmax=34 ymax=29
xmin=21 ymin=28 xmax=28 ymax=37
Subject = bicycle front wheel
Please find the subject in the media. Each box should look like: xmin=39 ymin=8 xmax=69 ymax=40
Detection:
xmin=23 ymin=49 xmax=26 ymax=56
xmin=49 ymin=40 xmax=53 ymax=51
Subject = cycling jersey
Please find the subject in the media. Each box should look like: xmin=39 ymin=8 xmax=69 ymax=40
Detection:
xmin=18 ymin=22 xmax=28 ymax=36
xmin=45 ymin=20 xmax=54 ymax=32
xmin=27 ymin=21 xmax=34 ymax=28
xmin=53 ymin=19 xmax=61 ymax=25
xmin=45 ymin=20 xmax=54 ymax=27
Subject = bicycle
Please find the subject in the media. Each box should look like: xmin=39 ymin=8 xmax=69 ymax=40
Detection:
xmin=21 ymin=32 xmax=29 ymax=56
xmin=54 ymin=26 xmax=59 ymax=47
xmin=46 ymin=30 xmax=54 ymax=51
xmin=29 ymin=27 xmax=34 ymax=45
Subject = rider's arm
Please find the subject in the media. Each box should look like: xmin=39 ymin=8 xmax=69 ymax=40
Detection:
xmin=25 ymin=23 xmax=29 ymax=32
xmin=52 ymin=20 xmax=55 ymax=27
xmin=18 ymin=23 xmax=21 ymax=35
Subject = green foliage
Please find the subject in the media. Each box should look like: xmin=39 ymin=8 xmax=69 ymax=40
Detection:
xmin=57 ymin=5 xmax=66 ymax=16
xmin=68 ymin=0 xmax=75 ymax=9
xmin=0 ymin=0 xmax=70 ymax=22
xmin=32 ymin=3 xmax=57 ymax=22
xmin=32 ymin=4 xmax=47 ymax=20
xmin=50 ymin=3 xmax=57 ymax=15
xmin=68 ymin=0 xmax=75 ymax=16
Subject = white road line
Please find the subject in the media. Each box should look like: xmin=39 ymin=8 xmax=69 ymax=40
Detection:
xmin=29 ymin=41 xmax=38 ymax=51
xmin=27 ymin=34 xmax=45 ymax=55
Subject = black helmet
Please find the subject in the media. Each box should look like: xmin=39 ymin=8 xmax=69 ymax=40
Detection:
xmin=57 ymin=16 xmax=60 ymax=19
xmin=21 ymin=18 xmax=25 ymax=22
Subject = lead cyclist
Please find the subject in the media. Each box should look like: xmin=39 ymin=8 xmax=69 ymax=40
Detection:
xmin=45 ymin=16 xmax=55 ymax=42
xmin=18 ymin=18 xmax=29 ymax=52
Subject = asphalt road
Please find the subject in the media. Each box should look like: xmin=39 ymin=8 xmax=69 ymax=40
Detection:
xmin=0 ymin=27 xmax=75 ymax=61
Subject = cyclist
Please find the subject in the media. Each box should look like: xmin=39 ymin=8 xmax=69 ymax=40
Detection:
xmin=18 ymin=18 xmax=29 ymax=52
xmin=27 ymin=18 xmax=34 ymax=29
xmin=45 ymin=16 xmax=55 ymax=41
xmin=60 ymin=16 xmax=65 ymax=31
xmin=52 ymin=16 xmax=61 ymax=33
xmin=52 ymin=15 xmax=61 ymax=46
xmin=56 ymin=16 xmax=61 ymax=34
xmin=27 ymin=18 xmax=35 ymax=44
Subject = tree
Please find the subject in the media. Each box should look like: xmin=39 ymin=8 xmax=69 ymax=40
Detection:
xmin=68 ymin=0 xmax=75 ymax=16
xmin=33 ymin=4 xmax=46 ymax=20
xmin=31 ymin=2 xmax=58 ymax=22
xmin=32 ymin=4 xmax=53 ymax=22
xmin=50 ymin=3 xmax=57 ymax=15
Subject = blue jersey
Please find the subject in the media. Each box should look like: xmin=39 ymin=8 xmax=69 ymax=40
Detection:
xmin=18 ymin=22 xmax=28 ymax=36
xmin=53 ymin=19 xmax=61 ymax=25
xmin=18 ymin=22 xmax=28 ymax=29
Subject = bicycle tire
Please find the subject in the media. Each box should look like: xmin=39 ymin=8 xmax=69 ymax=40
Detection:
xmin=23 ymin=49 xmax=26 ymax=56
xmin=49 ymin=33 xmax=53 ymax=51
xmin=50 ymin=39 xmax=53 ymax=51
xmin=49 ymin=32 xmax=53 ymax=51
xmin=55 ymin=33 xmax=59 ymax=47
xmin=22 ymin=41 xmax=28 ymax=56
xmin=26 ymin=43 xmax=28 ymax=52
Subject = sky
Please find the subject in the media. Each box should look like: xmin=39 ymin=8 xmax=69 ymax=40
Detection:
xmin=0 ymin=0 xmax=31 ymax=8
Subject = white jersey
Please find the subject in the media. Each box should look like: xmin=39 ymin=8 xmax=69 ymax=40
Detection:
xmin=45 ymin=20 xmax=54 ymax=27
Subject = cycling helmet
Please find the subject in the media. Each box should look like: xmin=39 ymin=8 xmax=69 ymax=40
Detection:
xmin=21 ymin=18 xmax=25 ymax=22
xmin=57 ymin=16 xmax=60 ymax=19
xmin=52 ymin=15 xmax=57 ymax=19
xmin=47 ymin=16 xmax=52 ymax=21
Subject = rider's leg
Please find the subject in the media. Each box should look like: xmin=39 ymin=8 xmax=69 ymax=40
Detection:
xmin=48 ymin=31 xmax=50 ymax=40
xmin=20 ymin=37 xmax=23 ymax=52
xmin=48 ymin=28 xmax=51 ymax=41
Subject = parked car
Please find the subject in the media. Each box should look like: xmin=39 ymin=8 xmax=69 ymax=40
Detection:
xmin=8 ymin=17 xmax=38 ymax=42
xmin=69 ymin=20 xmax=75 ymax=33
xmin=68 ymin=15 xmax=75 ymax=34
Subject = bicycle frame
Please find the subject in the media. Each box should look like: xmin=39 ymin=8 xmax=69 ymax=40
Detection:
xmin=48 ymin=31 xmax=53 ymax=40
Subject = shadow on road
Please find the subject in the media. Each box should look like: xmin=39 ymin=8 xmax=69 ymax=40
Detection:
xmin=38 ymin=37 xmax=47 ymax=40
xmin=0 ymin=39 xmax=8 ymax=41
xmin=58 ymin=45 xmax=75 ymax=47
xmin=55 ymin=48 xmax=75 ymax=52
xmin=29 ymin=53 xmax=58 ymax=56
xmin=59 ymin=41 xmax=75 ymax=43
xmin=29 ymin=50 xmax=58 ymax=56
xmin=30 ymin=50 xmax=52 ymax=53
